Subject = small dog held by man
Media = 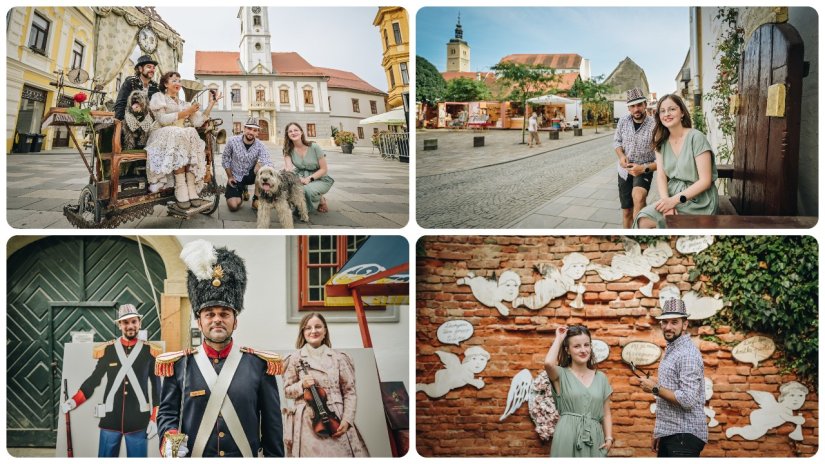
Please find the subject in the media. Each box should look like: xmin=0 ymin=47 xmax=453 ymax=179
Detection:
xmin=255 ymin=165 xmax=309 ymax=228
xmin=121 ymin=90 xmax=155 ymax=150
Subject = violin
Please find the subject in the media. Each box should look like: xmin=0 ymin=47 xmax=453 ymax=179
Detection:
xmin=298 ymin=359 xmax=342 ymax=438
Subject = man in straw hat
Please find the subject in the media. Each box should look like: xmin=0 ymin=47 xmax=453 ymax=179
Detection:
xmin=222 ymin=117 xmax=275 ymax=212
xmin=156 ymin=240 xmax=283 ymax=457
xmin=61 ymin=304 xmax=162 ymax=457
xmin=639 ymin=298 xmax=707 ymax=457
xmin=114 ymin=55 xmax=160 ymax=122
xmin=614 ymin=87 xmax=657 ymax=228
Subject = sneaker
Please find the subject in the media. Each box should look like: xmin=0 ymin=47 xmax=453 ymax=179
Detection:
xmin=242 ymin=190 xmax=250 ymax=201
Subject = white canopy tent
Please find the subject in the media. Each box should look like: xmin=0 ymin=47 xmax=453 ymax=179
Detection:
xmin=358 ymin=108 xmax=407 ymax=126
xmin=527 ymin=94 xmax=582 ymax=123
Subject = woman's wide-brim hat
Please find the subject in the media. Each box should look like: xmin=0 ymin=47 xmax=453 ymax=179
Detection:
xmin=134 ymin=55 xmax=158 ymax=70
xmin=655 ymin=298 xmax=689 ymax=319
xmin=180 ymin=240 xmax=247 ymax=316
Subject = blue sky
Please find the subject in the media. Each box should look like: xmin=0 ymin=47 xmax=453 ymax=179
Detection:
xmin=417 ymin=7 xmax=690 ymax=98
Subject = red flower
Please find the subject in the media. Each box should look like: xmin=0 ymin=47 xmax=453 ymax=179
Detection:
xmin=73 ymin=92 xmax=88 ymax=103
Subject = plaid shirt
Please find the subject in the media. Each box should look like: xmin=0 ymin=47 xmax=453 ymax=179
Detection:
xmin=653 ymin=334 xmax=708 ymax=442
xmin=221 ymin=135 xmax=273 ymax=182
xmin=613 ymin=114 xmax=656 ymax=179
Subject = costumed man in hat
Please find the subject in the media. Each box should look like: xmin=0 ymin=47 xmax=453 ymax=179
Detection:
xmin=222 ymin=117 xmax=274 ymax=212
xmin=156 ymin=240 xmax=284 ymax=457
xmin=61 ymin=304 xmax=162 ymax=457
xmin=639 ymin=299 xmax=707 ymax=457
xmin=614 ymin=87 xmax=657 ymax=228
xmin=114 ymin=55 xmax=160 ymax=122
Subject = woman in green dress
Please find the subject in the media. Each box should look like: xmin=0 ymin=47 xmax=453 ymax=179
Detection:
xmin=283 ymin=122 xmax=334 ymax=213
xmin=544 ymin=325 xmax=613 ymax=457
xmin=634 ymin=94 xmax=718 ymax=228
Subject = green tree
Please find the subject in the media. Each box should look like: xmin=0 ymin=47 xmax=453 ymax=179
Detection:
xmin=568 ymin=75 xmax=612 ymax=133
xmin=415 ymin=55 xmax=446 ymax=106
xmin=490 ymin=61 xmax=559 ymax=144
xmin=444 ymin=77 xmax=491 ymax=102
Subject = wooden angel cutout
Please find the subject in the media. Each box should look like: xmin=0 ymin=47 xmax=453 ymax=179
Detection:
xmin=416 ymin=347 xmax=490 ymax=398
xmin=725 ymin=381 xmax=808 ymax=441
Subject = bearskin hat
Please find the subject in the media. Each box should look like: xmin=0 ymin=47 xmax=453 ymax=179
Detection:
xmin=180 ymin=240 xmax=247 ymax=316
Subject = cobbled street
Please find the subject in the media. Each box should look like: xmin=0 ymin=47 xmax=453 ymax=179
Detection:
xmin=417 ymin=135 xmax=616 ymax=228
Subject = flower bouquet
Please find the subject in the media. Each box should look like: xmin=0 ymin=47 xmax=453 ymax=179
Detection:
xmin=528 ymin=371 xmax=560 ymax=441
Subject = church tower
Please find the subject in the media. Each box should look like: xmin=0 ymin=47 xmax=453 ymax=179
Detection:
xmin=446 ymin=13 xmax=470 ymax=72
xmin=238 ymin=6 xmax=272 ymax=73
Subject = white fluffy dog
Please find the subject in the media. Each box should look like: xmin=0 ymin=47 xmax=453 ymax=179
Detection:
xmin=255 ymin=166 xmax=309 ymax=228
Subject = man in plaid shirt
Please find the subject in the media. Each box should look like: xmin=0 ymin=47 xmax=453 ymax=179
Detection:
xmin=222 ymin=117 xmax=274 ymax=212
xmin=614 ymin=88 xmax=657 ymax=228
xmin=640 ymin=299 xmax=708 ymax=457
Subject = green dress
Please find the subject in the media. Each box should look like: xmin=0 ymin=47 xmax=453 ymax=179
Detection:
xmin=289 ymin=143 xmax=334 ymax=211
xmin=550 ymin=367 xmax=612 ymax=457
xmin=633 ymin=128 xmax=718 ymax=228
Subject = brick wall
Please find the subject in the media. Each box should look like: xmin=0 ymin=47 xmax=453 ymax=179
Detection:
xmin=416 ymin=236 xmax=818 ymax=457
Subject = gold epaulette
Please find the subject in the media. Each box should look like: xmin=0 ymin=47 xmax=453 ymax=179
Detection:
xmin=154 ymin=348 xmax=198 ymax=377
xmin=241 ymin=347 xmax=283 ymax=376
xmin=147 ymin=342 xmax=163 ymax=358
xmin=93 ymin=340 xmax=114 ymax=359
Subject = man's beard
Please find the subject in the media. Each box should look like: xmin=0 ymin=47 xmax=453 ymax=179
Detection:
xmin=123 ymin=331 xmax=138 ymax=340
xmin=204 ymin=326 xmax=232 ymax=344
xmin=244 ymin=134 xmax=255 ymax=143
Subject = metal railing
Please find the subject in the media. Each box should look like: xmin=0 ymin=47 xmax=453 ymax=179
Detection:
xmin=375 ymin=131 xmax=409 ymax=162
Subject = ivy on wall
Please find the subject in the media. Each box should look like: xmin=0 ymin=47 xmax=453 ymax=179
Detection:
xmin=704 ymin=7 xmax=745 ymax=164
xmin=689 ymin=236 xmax=818 ymax=387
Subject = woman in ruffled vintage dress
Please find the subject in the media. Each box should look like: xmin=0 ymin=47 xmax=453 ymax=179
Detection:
xmin=282 ymin=313 xmax=370 ymax=457
xmin=145 ymin=71 xmax=220 ymax=209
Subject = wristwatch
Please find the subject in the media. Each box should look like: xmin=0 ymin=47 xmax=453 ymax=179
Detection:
xmin=652 ymin=386 xmax=660 ymax=396
xmin=679 ymin=195 xmax=687 ymax=204
xmin=309 ymin=177 xmax=315 ymax=182
xmin=644 ymin=164 xmax=650 ymax=173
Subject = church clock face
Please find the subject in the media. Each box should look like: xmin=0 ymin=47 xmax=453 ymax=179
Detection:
xmin=251 ymin=6 xmax=261 ymax=13
xmin=138 ymin=26 xmax=157 ymax=54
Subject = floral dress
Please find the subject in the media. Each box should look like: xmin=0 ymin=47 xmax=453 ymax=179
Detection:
xmin=144 ymin=93 xmax=206 ymax=191
xmin=282 ymin=345 xmax=369 ymax=457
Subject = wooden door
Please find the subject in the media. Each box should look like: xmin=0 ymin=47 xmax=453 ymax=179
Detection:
xmin=731 ymin=22 xmax=804 ymax=215
xmin=6 ymin=237 xmax=165 ymax=447
xmin=258 ymin=120 xmax=269 ymax=141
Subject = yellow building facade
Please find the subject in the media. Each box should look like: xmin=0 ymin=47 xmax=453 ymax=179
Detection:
xmin=373 ymin=7 xmax=409 ymax=109
xmin=6 ymin=7 xmax=96 ymax=153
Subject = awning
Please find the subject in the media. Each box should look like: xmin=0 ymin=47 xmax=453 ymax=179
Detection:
xmin=527 ymin=94 xmax=578 ymax=105
xmin=324 ymin=236 xmax=409 ymax=348
xmin=358 ymin=108 xmax=407 ymax=126
xmin=324 ymin=236 xmax=409 ymax=307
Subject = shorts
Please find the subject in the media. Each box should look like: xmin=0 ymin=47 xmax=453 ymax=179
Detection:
xmin=225 ymin=168 xmax=257 ymax=199
xmin=618 ymin=171 xmax=653 ymax=209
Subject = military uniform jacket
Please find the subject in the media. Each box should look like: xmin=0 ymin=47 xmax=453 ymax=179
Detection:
xmin=114 ymin=75 xmax=160 ymax=121
xmin=73 ymin=338 xmax=160 ymax=433
xmin=156 ymin=343 xmax=284 ymax=457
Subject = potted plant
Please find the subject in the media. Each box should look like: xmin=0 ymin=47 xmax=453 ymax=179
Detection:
xmin=334 ymin=130 xmax=356 ymax=154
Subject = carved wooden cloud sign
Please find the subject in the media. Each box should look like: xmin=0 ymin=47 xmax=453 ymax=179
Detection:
xmin=732 ymin=336 xmax=776 ymax=368
xmin=676 ymin=235 xmax=714 ymax=254
xmin=592 ymin=339 xmax=610 ymax=364
xmin=682 ymin=291 xmax=725 ymax=320
xmin=437 ymin=320 xmax=474 ymax=346
xmin=621 ymin=341 xmax=662 ymax=366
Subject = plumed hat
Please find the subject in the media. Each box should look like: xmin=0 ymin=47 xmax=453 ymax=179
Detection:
xmin=180 ymin=240 xmax=247 ymax=316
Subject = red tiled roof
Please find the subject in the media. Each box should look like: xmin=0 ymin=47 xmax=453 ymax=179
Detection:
xmin=314 ymin=67 xmax=386 ymax=95
xmin=500 ymin=53 xmax=583 ymax=70
xmin=195 ymin=51 xmax=325 ymax=77
xmin=556 ymin=72 xmax=580 ymax=91
xmin=441 ymin=71 xmax=497 ymax=85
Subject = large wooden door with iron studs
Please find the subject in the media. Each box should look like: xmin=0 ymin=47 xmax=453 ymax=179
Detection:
xmin=6 ymin=237 xmax=165 ymax=447
xmin=731 ymin=22 xmax=804 ymax=215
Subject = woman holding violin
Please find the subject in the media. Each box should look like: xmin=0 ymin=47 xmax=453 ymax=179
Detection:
xmin=282 ymin=313 xmax=370 ymax=457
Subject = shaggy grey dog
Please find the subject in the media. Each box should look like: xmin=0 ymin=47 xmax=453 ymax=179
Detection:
xmin=255 ymin=166 xmax=309 ymax=228
xmin=122 ymin=89 xmax=155 ymax=150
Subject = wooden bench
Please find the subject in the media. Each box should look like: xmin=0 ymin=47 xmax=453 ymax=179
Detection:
xmin=667 ymin=22 xmax=815 ymax=229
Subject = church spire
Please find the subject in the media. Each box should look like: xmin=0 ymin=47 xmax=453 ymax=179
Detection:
xmin=454 ymin=12 xmax=463 ymax=40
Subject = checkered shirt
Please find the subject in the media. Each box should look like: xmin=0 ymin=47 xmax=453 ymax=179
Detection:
xmin=653 ymin=334 xmax=708 ymax=442
xmin=613 ymin=114 xmax=656 ymax=179
xmin=221 ymin=135 xmax=273 ymax=182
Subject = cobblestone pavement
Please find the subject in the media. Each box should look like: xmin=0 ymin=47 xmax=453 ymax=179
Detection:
xmin=417 ymin=134 xmax=626 ymax=229
xmin=7 ymin=143 xmax=409 ymax=229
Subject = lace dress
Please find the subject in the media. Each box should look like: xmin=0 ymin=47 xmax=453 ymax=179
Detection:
xmin=144 ymin=93 xmax=207 ymax=191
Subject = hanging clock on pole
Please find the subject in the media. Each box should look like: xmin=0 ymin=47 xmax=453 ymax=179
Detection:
xmin=138 ymin=26 xmax=158 ymax=54
xmin=67 ymin=68 xmax=90 ymax=85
